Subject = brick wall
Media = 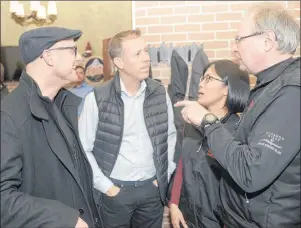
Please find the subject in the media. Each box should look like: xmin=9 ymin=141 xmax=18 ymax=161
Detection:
xmin=133 ymin=1 xmax=300 ymax=88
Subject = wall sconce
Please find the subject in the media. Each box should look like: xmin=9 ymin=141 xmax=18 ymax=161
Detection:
xmin=10 ymin=1 xmax=58 ymax=26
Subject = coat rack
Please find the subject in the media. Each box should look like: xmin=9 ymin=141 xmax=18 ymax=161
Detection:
xmin=148 ymin=42 xmax=204 ymax=66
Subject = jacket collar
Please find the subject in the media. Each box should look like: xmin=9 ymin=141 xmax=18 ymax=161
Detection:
xmin=112 ymin=71 xmax=161 ymax=97
xmin=19 ymin=71 xmax=81 ymax=120
xmin=254 ymin=57 xmax=299 ymax=87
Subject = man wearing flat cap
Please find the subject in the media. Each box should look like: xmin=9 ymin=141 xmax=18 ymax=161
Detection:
xmin=1 ymin=27 xmax=102 ymax=228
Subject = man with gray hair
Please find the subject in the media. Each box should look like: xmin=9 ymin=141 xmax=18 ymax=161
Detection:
xmin=175 ymin=4 xmax=300 ymax=227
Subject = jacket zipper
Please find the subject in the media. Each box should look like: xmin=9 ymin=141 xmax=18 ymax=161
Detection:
xmin=245 ymin=192 xmax=250 ymax=204
xmin=112 ymin=97 xmax=125 ymax=171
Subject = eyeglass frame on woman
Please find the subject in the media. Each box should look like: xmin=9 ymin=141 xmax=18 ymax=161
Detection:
xmin=46 ymin=46 xmax=78 ymax=56
xmin=200 ymin=75 xmax=227 ymax=84
xmin=234 ymin=31 xmax=264 ymax=44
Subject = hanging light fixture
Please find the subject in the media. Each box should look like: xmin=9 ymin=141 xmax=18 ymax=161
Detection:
xmin=10 ymin=1 xmax=57 ymax=26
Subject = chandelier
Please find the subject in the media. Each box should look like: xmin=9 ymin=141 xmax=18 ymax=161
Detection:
xmin=10 ymin=1 xmax=58 ymax=26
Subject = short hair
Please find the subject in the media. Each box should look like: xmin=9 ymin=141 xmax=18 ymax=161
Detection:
xmin=203 ymin=60 xmax=250 ymax=114
xmin=248 ymin=3 xmax=300 ymax=54
xmin=108 ymin=29 xmax=141 ymax=60
xmin=75 ymin=65 xmax=85 ymax=71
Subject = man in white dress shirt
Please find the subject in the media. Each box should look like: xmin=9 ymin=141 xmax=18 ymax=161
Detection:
xmin=79 ymin=29 xmax=176 ymax=228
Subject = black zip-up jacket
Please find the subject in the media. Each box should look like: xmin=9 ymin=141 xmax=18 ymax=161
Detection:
xmin=179 ymin=113 xmax=239 ymax=228
xmin=202 ymin=58 xmax=300 ymax=228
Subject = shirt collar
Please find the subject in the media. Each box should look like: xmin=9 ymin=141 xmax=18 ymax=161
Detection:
xmin=74 ymin=82 xmax=87 ymax=89
xmin=120 ymin=78 xmax=147 ymax=97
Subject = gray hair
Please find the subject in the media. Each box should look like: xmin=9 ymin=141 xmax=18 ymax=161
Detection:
xmin=248 ymin=4 xmax=300 ymax=54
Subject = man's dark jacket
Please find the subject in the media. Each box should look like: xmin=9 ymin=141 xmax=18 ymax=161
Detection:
xmin=92 ymin=73 xmax=169 ymax=204
xmin=1 ymin=72 xmax=101 ymax=227
xmin=204 ymin=57 xmax=301 ymax=228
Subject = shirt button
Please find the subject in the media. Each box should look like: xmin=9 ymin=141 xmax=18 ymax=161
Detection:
xmin=79 ymin=208 xmax=84 ymax=214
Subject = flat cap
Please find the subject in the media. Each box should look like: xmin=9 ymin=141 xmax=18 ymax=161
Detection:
xmin=19 ymin=27 xmax=82 ymax=65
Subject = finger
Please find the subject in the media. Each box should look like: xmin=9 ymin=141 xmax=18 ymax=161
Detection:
xmin=174 ymin=100 xmax=194 ymax=107
xmin=181 ymin=107 xmax=187 ymax=115
xmin=172 ymin=220 xmax=180 ymax=228
xmin=180 ymin=219 xmax=188 ymax=228
xmin=182 ymin=113 xmax=192 ymax=124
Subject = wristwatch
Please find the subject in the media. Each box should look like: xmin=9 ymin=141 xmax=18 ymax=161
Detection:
xmin=200 ymin=113 xmax=219 ymax=129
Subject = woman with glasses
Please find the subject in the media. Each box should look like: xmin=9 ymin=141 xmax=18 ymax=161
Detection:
xmin=168 ymin=59 xmax=250 ymax=228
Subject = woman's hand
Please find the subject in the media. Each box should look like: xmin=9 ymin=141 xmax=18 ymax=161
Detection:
xmin=169 ymin=203 xmax=188 ymax=228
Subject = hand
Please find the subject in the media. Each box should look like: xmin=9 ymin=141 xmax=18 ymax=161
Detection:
xmin=75 ymin=217 xmax=88 ymax=228
xmin=174 ymin=100 xmax=209 ymax=126
xmin=169 ymin=203 xmax=188 ymax=228
xmin=105 ymin=185 xmax=120 ymax=197
xmin=153 ymin=179 xmax=158 ymax=187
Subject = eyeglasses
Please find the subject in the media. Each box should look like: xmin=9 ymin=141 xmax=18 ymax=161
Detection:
xmin=200 ymin=75 xmax=226 ymax=84
xmin=46 ymin=46 xmax=78 ymax=56
xmin=234 ymin=32 xmax=264 ymax=44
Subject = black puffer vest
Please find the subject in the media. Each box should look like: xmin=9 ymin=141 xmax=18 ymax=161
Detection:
xmin=92 ymin=73 xmax=169 ymax=203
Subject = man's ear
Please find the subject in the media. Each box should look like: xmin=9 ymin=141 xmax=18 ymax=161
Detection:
xmin=41 ymin=51 xmax=54 ymax=66
xmin=264 ymin=30 xmax=277 ymax=52
xmin=113 ymin=57 xmax=124 ymax=70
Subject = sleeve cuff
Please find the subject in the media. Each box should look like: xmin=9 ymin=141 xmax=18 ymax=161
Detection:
xmin=94 ymin=178 xmax=114 ymax=194
xmin=204 ymin=122 xmax=224 ymax=137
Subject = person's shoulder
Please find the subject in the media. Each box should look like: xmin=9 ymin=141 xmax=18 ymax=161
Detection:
xmin=1 ymin=86 xmax=31 ymax=128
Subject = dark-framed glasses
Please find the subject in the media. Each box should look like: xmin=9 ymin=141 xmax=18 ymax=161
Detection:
xmin=235 ymin=32 xmax=264 ymax=44
xmin=200 ymin=75 xmax=226 ymax=84
xmin=46 ymin=46 xmax=78 ymax=56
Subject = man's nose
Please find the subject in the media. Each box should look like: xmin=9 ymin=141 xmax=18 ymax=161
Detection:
xmin=76 ymin=51 xmax=82 ymax=61
xmin=143 ymin=51 xmax=150 ymax=62
xmin=231 ymin=42 xmax=238 ymax=54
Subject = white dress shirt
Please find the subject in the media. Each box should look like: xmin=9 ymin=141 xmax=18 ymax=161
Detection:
xmin=79 ymin=79 xmax=176 ymax=193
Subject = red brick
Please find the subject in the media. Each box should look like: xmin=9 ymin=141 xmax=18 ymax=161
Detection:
xmin=187 ymin=14 xmax=215 ymax=23
xmin=230 ymin=3 xmax=254 ymax=12
xmin=175 ymin=24 xmax=200 ymax=32
xmin=174 ymin=6 xmax=201 ymax=14
xmin=215 ymin=12 xmax=243 ymax=21
xmin=215 ymin=50 xmax=232 ymax=58
xmin=202 ymin=23 xmax=229 ymax=31
xmin=143 ymin=34 xmax=161 ymax=43
xmin=136 ymin=17 xmax=159 ymax=26
xmin=230 ymin=22 xmax=241 ymax=30
xmin=216 ymin=31 xmax=237 ymax=40
xmin=135 ymin=9 xmax=146 ymax=17
xmin=188 ymin=32 xmax=215 ymax=41
xmin=148 ymin=25 xmax=173 ymax=34
xmin=204 ymin=41 xmax=229 ymax=49
xmin=204 ymin=50 xmax=215 ymax=58
xmin=162 ymin=33 xmax=187 ymax=42
xmin=160 ymin=16 xmax=186 ymax=24
xmin=148 ymin=7 xmax=173 ymax=16
xmin=202 ymin=4 xmax=228 ymax=13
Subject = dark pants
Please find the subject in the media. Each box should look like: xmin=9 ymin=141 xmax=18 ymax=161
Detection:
xmin=99 ymin=177 xmax=164 ymax=228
